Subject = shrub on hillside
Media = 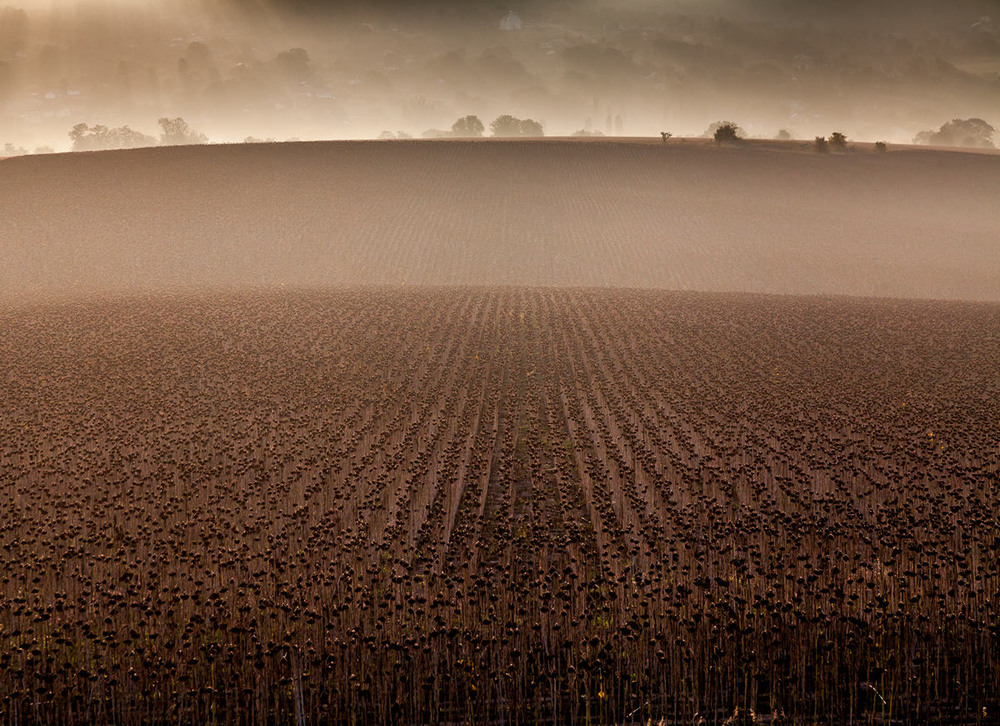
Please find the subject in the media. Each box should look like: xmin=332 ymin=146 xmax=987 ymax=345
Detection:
xmin=708 ymin=121 xmax=742 ymax=144
xmin=828 ymin=131 xmax=847 ymax=149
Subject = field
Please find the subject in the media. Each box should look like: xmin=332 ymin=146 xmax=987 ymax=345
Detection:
xmin=2 ymin=287 xmax=998 ymax=725
xmin=2 ymin=139 xmax=1000 ymax=302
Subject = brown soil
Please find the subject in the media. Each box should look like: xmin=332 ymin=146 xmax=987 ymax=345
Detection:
xmin=1 ymin=287 xmax=997 ymax=724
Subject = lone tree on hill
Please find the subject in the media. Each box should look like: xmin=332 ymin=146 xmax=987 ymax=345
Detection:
xmin=451 ymin=115 xmax=485 ymax=137
xmin=710 ymin=121 xmax=742 ymax=144
xmin=828 ymin=131 xmax=848 ymax=150
xmin=814 ymin=136 xmax=829 ymax=153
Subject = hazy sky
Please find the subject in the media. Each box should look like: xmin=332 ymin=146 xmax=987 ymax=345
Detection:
xmin=1 ymin=0 xmax=998 ymax=149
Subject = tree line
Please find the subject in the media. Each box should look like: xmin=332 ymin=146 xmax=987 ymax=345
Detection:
xmin=380 ymin=114 xmax=544 ymax=140
xmin=68 ymin=118 xmax=208 ymax=152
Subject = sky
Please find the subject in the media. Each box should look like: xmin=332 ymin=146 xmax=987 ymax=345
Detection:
xmin=1 ymin=0 xmax=998 ymax=150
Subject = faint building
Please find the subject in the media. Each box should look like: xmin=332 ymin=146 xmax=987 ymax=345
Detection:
xmin=500 ymin=11 xmax=522 ymax=31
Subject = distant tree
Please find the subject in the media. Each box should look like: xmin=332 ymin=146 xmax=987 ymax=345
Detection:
xmin=828 ymin=131 xmax=848 ymax=149
xmin=704 ymin=121 xmax=743 ymax=140
xmin=813 ymin=136 xmax=829 ymax=153
xmin=397 ymin=131 xmax=413 ymax=139
xmin=914 ymin=118 xmax=996 ymax=148
xmin=491 ymin=114 xmax=523 ymax=137
xmin=451 ymin=115 xmax=485 ymax=137
xmin=776 ymin=129 xmax=794 ymax=141
xmin=711 ymin=122 xmax=742 ymax=144
xmin=572 ymin=129 xmax=604 ymax=137
xmin=69 ymin=123 xmax=156 ymax=151
xmin=3 ymin=142 xmax=27 ymax=156
xmin=874 ymin=141 xmax=888 ymax=153
xmin=69 ymin=123 xmax=91 ymax=150
xmin=158 ymin=117 xmax=208 ymax=146
xmin=490 ymin=115 xmax=544 ymax=137
xmin=378 ymin=130 xmax=396 ymax=139
xmin=660 ymin=131 xmax=672 ymax=142
xmin=520 ymin=118 xmax=544 ymax=137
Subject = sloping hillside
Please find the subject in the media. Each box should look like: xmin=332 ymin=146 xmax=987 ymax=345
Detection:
xmin=2 ymin=139 xmax=998 ymax=300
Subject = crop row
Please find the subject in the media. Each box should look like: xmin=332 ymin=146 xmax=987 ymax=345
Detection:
xmin=1 ymin=288 xmax=998 ymax=724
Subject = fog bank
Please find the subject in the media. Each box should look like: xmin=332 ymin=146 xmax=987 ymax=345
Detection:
xmin=2 ymin=139 xmax=998 ymax=301
xmin=1 ymin=0 xmax=998 ymax=150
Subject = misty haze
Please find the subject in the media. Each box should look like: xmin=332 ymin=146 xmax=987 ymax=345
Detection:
xmin=1 ymin=0 xmax=1000 ymax=148
xmin=1 ymin=1 xmax=999 ymax=725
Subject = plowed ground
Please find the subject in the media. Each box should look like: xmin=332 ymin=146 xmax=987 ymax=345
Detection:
xmin=2 ymin=288 xmax=998 ymax=724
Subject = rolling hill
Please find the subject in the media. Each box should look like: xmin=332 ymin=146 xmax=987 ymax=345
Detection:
xmin=2 ymin=138 xmax=998 ymax=301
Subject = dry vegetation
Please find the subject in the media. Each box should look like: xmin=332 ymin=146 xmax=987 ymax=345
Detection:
xmin=1 ymin=287 xmax=998 ymax=725
xmin=2 ymin=140 xmax=1000 ymax=302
